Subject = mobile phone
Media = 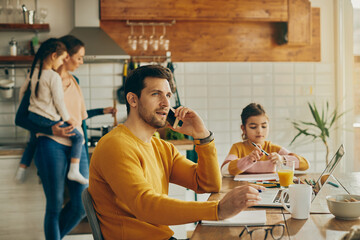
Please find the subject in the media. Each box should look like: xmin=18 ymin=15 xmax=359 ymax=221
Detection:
xmin=167 ymin=108 xmax=183 ymax=129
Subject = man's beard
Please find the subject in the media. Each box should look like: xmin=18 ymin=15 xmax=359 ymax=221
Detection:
xmin=138 ymin=103 xmax=167 ymax=129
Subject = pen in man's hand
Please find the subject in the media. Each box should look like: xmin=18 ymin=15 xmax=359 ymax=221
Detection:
xmin=251 ymin=142 xmax=269 ymax=156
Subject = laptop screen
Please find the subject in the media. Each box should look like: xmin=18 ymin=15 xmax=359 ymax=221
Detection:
xmin=312 ymin=144 xmax=345 ymax=200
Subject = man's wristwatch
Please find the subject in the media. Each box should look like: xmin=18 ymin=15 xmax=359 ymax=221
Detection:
xmin=194 ymin=131 xmax=214 ymax=145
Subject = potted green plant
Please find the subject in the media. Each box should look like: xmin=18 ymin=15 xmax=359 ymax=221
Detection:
xmin=290 ymin=101 xmax=346 ymax=165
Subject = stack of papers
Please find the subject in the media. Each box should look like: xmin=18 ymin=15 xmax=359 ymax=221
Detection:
xmin=201 ymin=210 xmax=266 ymax=226
xmin=234 ymin=173 xmax=278 ymax=182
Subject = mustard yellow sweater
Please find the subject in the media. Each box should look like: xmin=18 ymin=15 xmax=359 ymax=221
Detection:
xmin=89 ymin=124 xmax=222 ymax=240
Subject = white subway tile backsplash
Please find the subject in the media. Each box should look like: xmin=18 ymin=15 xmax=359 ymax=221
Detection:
xmin=207 ymin=98 xmax=230 ymax=109
xmin=207 ymin=62 xmax=229 ymax=74
xmin=185 ymin=86 xmax=207 ymax=98
xmin=315 ymin=74 xmax=334 ymax=85
xmin=0 ymin=99 xmax=15 ymax=113
xmin=114 ymin=75 xmax=123 ymax=87
xmin=89 ymin=63 xmax=114 ymax=75
xmin=208 ymin=86 xmax=230 ymax=97
xmin=207 ymin=74 xmax=230 ymax=86
xmin=81 ymin=87 xmax=90 ymax=100
xmin=186 ymin=98 xmax=207 ymax=110
xmin=184 ymin=74 xmax=207 ymax=86
xmin=0 ymin=114 xmax=14 ymax=125
xmin=77 ymin=75 xmax=90 ymax=87
xmin=114 ymin=63 xmax=123 ymax=74
xmin=74 ymin=64 xmax=89 ymax=75
xmin=230 ymin=74 xmax=252 ymax=85
xmin=253 ymin=74 xmax=272 ymax=84
xmin=208 ymin=109 xmax=230 ymax=120
xmin=90 ymin=75 xmax=113 ymax=87
xmin=173 ymin=74 xmax=184 ymax=87
xmin=174 ymin=63 xmax=184 ymax=74
xmin=274 ymin=85 xmax=294 ymax=96
xmin=90 ymin=87 xmax=114 ymax=99
xmin=295 ymin=63 xmax=314 ymax=73
xmin=184 ymin=62 xmax=207 ymax=74
xmin=251 ymin=63 xmax=273 ymax=73
xmin=0 ymin=126 xmax=15 ymax=138
xmin=230 ymin=98 xmax=252 ymax=112
xmin=274 ymin=97 xmax=295 ymax=107
xmin=274 ymin=74 xmax=294 ymax=85
xmin=294 ymin=74 xmax=314 ymax=84
xmin=253 ymin=86 xmax=272 ymax=97
xmin=213 ymin=131 xmax=231 ymax=144
xmin=230 ymin=86 xmax=252 ymax=97
xmin=314 ymin=84 xmax=334 ymax=96
xmin=273 ymin=63 xmax=294 ymax=73
xmin=208 ymin=120 xmax=230 ymax=132
xmin=315 ymin=63 xmax=334 ymax=74
xmin=229 ymin=62 xmax=251 ymax=74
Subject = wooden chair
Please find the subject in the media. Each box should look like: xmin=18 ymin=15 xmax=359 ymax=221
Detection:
xmin=81 ymin=187 xmax=104 ymax=240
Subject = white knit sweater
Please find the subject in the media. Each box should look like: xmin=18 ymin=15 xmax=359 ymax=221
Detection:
xmin=28 ymin=68 xmax=70 ymax=122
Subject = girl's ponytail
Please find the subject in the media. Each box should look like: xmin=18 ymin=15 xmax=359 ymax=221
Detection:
xmin=29 ymin=38 xmax=66 ymax=98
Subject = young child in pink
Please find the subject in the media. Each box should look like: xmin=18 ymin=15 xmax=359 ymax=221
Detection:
xmin=221 ymin=103 xmax=309 ymax=176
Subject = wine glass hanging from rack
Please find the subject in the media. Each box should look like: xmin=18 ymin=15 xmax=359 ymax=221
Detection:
xmin=126 ymin=20 xmax=175 ymax=53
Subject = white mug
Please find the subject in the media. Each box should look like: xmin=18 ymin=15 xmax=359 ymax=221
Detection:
xmin=280 ymin=184 xmax=312 ymax=219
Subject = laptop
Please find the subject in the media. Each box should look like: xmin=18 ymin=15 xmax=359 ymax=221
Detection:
xmin=254 ymin=144 xmax=345 ymax=207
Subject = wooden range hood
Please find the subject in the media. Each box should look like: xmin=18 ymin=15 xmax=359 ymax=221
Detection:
xmin=99 ymin=0 xmax=320 ymax=62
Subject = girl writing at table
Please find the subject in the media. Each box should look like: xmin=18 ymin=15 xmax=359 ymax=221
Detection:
xmin=221 ymin=103 xmax=309 ymax=176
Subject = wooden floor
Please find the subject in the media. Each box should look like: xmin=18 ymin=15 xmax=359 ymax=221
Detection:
xmin=0 ymin=157 xmax=92 ymax=240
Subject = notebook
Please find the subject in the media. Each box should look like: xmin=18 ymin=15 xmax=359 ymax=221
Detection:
xmin=254 ymin=145 xmax=345 ymax=207
xmin=201 ymin=210 xmax=266 ymax=226
xmin=234 ymin=173 xmax=278 ymax=182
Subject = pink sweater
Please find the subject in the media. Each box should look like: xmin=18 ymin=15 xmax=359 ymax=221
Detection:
xmin=221 ymin=140 xmax=309 ymax=176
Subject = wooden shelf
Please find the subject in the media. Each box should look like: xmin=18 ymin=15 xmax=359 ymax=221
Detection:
xmin=0 ymin=55 xmax=34 ymax=64
xmin=0 ymin=23 xmax=50 ymax=32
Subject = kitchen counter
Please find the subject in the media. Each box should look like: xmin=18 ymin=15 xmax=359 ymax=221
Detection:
xmin=0 ymin=139 xmax=194 ymax=157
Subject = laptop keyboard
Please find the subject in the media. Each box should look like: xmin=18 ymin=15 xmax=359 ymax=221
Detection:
xmin=273 ymin=190 xmax=289 ymax=203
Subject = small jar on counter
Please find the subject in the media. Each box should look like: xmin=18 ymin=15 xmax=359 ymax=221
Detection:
xmin=9 ymin=38 xmax=17 ymax=56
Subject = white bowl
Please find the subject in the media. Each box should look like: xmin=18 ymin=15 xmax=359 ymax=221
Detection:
xmin=326 ymin=194 xmax=360 ymax=220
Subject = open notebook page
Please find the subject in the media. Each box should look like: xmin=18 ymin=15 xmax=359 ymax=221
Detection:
xmin=201 ymin=210 xmax=266 ymax=226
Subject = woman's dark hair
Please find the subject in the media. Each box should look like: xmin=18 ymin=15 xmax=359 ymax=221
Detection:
xmin=241 ymin=103 xmax=268 ymax=126
xmin=29 ymin=38 xmax=67 ymax=98
xmin=124 ymin=65 xmax=174 ymax=114
xmin=59 ymin=35 xmax=85 ymax=56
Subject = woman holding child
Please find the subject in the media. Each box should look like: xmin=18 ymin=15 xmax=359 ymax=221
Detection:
xmin=16 ymin=35 xmax=116 ymax=239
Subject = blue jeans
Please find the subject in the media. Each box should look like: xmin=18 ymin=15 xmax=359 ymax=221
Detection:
xmin=20 ymin=131 xmax=37 ymax=167
xmin=35 ymin=136 xmax=88 ymax=240
xmin=29 ymin=112 xmax=83 ymax=159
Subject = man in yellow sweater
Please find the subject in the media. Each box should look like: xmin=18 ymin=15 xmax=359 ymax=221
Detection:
xmin=89 ymin=65 xmax=264 ymax=240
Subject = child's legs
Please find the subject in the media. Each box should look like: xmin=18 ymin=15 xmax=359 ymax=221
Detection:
xmin=61 ymin=125 xmax=83 ymax=162
xmin=20 ymin=131 xmax=37 ymax=167
xmin=28 ymin=112 xmax=59 ymax=128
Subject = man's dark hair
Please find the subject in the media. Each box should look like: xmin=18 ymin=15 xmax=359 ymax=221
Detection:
xmin=125 ymin=65 xmax=174 ymax=114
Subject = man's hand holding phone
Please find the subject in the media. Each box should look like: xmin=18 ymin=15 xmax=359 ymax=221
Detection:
xmin=167 ymin=106 xmax=210 ymax=140
xmin=166 ymin=107 xmax=182 ymax=129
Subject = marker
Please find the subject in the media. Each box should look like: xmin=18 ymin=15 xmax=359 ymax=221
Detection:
xmin=251 ymin=142 xmax=269 ymax=156
xmin=327 ymin=181 xmax=339 ymax=188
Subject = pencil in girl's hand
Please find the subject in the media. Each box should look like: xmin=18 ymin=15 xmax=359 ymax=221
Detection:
xmin=251 ymin=142 xmax=269 ymax=156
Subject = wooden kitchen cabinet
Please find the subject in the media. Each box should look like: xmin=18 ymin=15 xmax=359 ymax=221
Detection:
xmin=100 ymin=0 xmax=288 ymax=22
xmin=100 ymin=0 xmax=320 ymax=62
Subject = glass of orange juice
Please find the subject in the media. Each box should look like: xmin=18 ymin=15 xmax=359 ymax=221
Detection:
xmin=277 ymin=159 xmax=295 ymax=188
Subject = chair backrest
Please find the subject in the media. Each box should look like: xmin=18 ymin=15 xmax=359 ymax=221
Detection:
xmin=82 ymin=187 xmax=104 ymax=240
